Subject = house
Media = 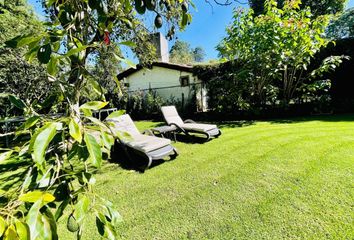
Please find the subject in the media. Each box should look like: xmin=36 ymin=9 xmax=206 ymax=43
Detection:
xmin=117 ymin=33 xmax=208 ymax=112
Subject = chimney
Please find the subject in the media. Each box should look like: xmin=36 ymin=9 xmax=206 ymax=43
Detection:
xmin=151 ymin=32 xmax=169 ymax=62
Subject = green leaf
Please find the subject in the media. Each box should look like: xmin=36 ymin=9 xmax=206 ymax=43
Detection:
xmin=3 ymin=224 xmax=17 ymax=240
xmin=43 ymin=207 xmax=58 ymax=240
xmin=181 ymin=12 xmax=188 ymax=27
xmin=101 ymin=131 xmax=115 ymax=150
xmin=5 ymin=35 xmax=23 ymax=48
xmin=84 ymin=133 xmax=102 ymax=168
xmin=85 ymin=117 xmax=108 ymax=130
xmin=80 ymin=101 xmax=108 ymax=110
xmin=82 ymin=108 xmax=93 ymax=117
xmin=69 ymin=119 xmax=82 ymax=143
xmin=122 ymin=58 xmax=136 ymax=69
xmin=17 ymin=35 xmax=42 ymax=48
xmin=26 ymin=200 xmax=44 ymax=240
xmin=15 ymin=220 xmax=30 ymax=240
xmin=8 ymin=94 xmax=26 ymax=110
xmin=46 ymin=0 xmax=57 ymax=7
xmin=0 ymin=150 xmax=13 ymax=163
xmin=31 ymin=122 xmax=58 ymax=171
xmin=119 ymin=41 xmax=137 ymax=48
xmin=19 ymin=191 xmax=55 ymax=203
xmin=0 ymin=216 xmax=6 ymax=237
xmin=47 ymin=56 xmax=58 ymax=76
xmin=55 ymin=200 xmax=69 ymax=221
xmin=25 ymin=46 xmax=40 ymax=63
xmin=24 ymin=116 xmax=41 ymax=129
xmin=74 ymin=195 xmax=90 ymax=223
xmin=16 ymin=116 xmax=40 ymax=135
xmin=66 ymin=44 xmax=93 ymax=57
xmin=106 ymin=110 xmax=126 ymax=120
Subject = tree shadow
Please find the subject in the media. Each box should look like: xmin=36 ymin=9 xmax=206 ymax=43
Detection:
xmin=269 ymin=113 xmax=354 ymax=125
xmin=0 ymin=159 xmax=31 ymax=191
xmin=217 ymin=120 xmax=255 ymax=129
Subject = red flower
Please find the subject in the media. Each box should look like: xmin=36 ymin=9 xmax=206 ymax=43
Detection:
xmin=103 ymin=31 xmax=110 ymax=45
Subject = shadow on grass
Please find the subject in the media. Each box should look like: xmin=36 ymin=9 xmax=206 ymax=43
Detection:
xmin=109 ymin=144 xmax=169 ymax=173
xmin=269 ymin=114 xmax=354 ymax=125
xmin=0 ymin=158 xmax=31 ymax=206
xmin=209 ymin=114 xmax=354 ymax=128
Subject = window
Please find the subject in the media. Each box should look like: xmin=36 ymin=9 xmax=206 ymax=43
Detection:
xmin=180 ymin=76 xmax=190 ymax=87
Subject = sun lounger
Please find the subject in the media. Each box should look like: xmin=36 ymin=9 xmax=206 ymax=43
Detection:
xmin=161 ymin=106 xmax=221 ymax=141
xmin=106 ymin=114 xmax=178 ymax=170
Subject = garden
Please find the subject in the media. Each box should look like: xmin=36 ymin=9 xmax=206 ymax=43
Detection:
xmin=0 ymin=0 xmax=354 ymax=239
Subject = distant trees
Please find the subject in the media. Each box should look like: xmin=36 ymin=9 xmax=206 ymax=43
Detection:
xmin=249 ymin=0 xmax=347 ymax=17
xmin=193 ymin=47 xmax=206 ymax=62
xmin=169 ymin=40 xmax=205 ymax=64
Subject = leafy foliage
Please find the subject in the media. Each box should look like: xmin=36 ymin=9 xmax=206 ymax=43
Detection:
xmin=249 ymin=0 xmax=347 ymax=17
xmin=326 ymin=7 xmax=354 ymax=39
xmin=217 ymin=0 xmax=346 ymax=105
xmin=0 ymin=1 xmax=54 ymax=118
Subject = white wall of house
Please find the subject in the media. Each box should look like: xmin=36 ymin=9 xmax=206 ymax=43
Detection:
xmin=123 ymin=66 xmax=208 ymax=111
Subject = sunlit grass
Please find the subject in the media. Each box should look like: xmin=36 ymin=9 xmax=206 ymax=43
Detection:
xmin=3 ymin=115 xmax=354 ymax=239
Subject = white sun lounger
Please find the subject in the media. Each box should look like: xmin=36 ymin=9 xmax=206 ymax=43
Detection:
xmin=161 ymin=106 xmax=221 ymax=141
xmin=107 ymin=114 xmax=178 ymax=170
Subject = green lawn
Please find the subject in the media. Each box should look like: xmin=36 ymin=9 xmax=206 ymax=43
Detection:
xmin=58 ymin=115 xmax=354 ymax=239
xmin=2 ymin=115 xmax=354 ymax=239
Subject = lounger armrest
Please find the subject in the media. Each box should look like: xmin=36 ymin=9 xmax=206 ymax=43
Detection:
xmin=168 ymin=123 xmax=185 ymax=133
xmin=184 ymin=119 xmax=196 ymax=124
xmin=142 ymin=129 xmax=154 ymax=136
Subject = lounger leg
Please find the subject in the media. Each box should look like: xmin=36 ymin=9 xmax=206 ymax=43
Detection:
xmin=145 ymin=156 xmax=153 ymax=170
xmin=170 ymin=148 xmax=179 ymax=160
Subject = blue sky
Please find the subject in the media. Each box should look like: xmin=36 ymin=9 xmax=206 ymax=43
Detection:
xmin=28 ymin=0 xmax=354 ymax=61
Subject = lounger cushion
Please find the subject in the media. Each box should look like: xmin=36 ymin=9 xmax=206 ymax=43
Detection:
xmin=107 ymin=114 xmax=141 ymax=137
xmin=161 ymin=106 xmax=184 ymax=126
xmin=127 ymin=134 xmax=171 ymax=153
xmin=181 ymin=123 xmax=218 ymax=132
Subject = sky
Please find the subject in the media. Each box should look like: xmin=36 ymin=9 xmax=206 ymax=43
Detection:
xmin=27 ymin=0 xmax=354 ymax=61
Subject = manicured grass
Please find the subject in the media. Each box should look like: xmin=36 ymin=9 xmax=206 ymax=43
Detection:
xmin=3 ymin=115 xmax=354 ymax=239
xmin=58 ymin=114 xmax=354 ymax=239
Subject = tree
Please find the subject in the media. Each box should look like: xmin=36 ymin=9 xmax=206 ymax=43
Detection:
xmin=169 ymin=40 xmax=194 ymax=64
xmin=0 ymin=0 xmax=52 ymax=118
xmin=249 ymin=0 xmax=347 ymax=17
xmin=1 ymin=0 xmax=192 ymax=239
xmin=326 ymin=7 xmax=354 ymax=39
xmin=170 ymin=40 xmax=206 ymax=64
xmin=217 ymin=0 xmax=346 ymax=105
xmin=193 ymin=47 xmax=206 ymax=62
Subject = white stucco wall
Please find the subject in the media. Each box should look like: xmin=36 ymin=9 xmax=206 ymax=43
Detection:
xmin=123 ymin=66 xmax=208 ymax=111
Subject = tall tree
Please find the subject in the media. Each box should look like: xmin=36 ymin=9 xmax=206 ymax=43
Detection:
xmin=249 ymin=0 xmax=347 ymax=17
xmin=170 ymin=40 xmax=206 ymax=64
xmin=218 ymin=0 xmax=345 ymax=104
xmin=170 ymin=40 xmax=194 ymax=64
